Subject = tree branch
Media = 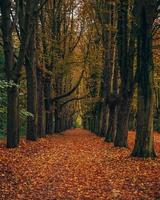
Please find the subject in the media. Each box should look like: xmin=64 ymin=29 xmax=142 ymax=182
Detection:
xmin=61 ymin=95 xmax=87 ymax=108
xmin=52 ymin=70 xmax=84 ymax=102
xmin=35 ymin=0 xmax=49 ymax=14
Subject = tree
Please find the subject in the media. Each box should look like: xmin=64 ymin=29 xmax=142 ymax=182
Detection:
xmin=132 ymin=0 xmax=158 ymax=158
xmin=114 ymin=0 xmax=137 ymax=147
xmin=0 ymin=0 xmax=35 ymax=147
xmin=92 ymin=0 xmax=117 ymax=138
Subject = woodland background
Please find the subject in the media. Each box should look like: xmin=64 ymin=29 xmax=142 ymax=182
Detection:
xmin=0 ymin=0 xmax=160 ymax=156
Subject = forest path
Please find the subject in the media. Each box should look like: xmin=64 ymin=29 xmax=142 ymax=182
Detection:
xmin=0 ymin=129 xmax=160 ymax=200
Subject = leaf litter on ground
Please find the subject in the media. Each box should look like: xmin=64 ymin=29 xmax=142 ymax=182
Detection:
xmin=0 ymin=129 xmax=160 ymax=200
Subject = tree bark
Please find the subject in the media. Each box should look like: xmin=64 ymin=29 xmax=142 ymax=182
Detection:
xmin=37 ymin=68 xmax=45 ymax=137
xmin=132 ymin=84 xmax=156 ymax=157
xmin=7 ymin=86 xmax=19 ymax=148
xmin=0 ymin=0 xmax=19 ymax=148
xmin=44 ymin=76 xmax=53 ymax=134
xmin=26 ymin=65 xmax=38 ymax=140
xmin=114 ymin=97 xmax=131 ymax=147
xmin=54 ymin=100 xmax=61 ymax=133
xmin=132 ymin=0 xmax=157 ymax=158
xmin=105 ymin=104 xmax=117 ymax=142
xmin=25 ymin=25 xmax=38 ymax=141
xmin=156 ymin=87 xmax=160 ymax=132
xmin=113 ymin=0 xmax=136 ymax=147
xmin=100 ymin=106 xmax=109 ymax=137
xmin=1 ymin=0 xmax=38 ymax=147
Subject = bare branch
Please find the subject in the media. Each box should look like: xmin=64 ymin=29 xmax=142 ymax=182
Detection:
xmin=35 ymin=0 xmax=49 ymax=14
xmin=52 ymin=70 xmax=84 ymax=102
xmin=61 ymin=95 xmax=87 ymax=108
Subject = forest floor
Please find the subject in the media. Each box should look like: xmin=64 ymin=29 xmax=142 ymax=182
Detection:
xmin=0 ymin=129 xmax=160 ymax=200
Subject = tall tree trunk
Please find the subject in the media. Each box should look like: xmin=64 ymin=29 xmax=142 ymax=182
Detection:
xmin=156 ymin=87 xmax=160 ymax=131
xmin=54 ymin=100 xmax=61 ymax=133
xmin=96 ymin=103 xmax=102 ymax=135
xmin=132 ymin=0 xmax=157 ymax=158
xmin=105 ymin=26 xmax=118 ymax=142
xmin=44 ymin=76 xmax=53 ymax=134
xmin=26 ymin=64 xmax=38 ymax=141
xmin=37 ymin=68 xmax=45 ymax=138
xmin=113 ymin=0 xmax=132 ymax=147
xmin=114 ymin=97 xmax=131 ymax=147
xmin=132 ymin=83 xmax=156 ymax=157
xmin=105 ymin=104 xmax=117 ymax=142
xmin=98 ymin=1 xmax=113 ymax=137
xmin=0 ymin=0 xmax=20 ymax=148
xmin=7 ymin=86 xmax=19 ymax=148
xmin=1 ymin=0 xmax=39 ymax=147
xmin=100 ymin=106 xmax=109 ymax=136
xmin=100 ymin=43 xmax=111 ymax=137
xmin=26 ymin=25 xmax=38 ymax=141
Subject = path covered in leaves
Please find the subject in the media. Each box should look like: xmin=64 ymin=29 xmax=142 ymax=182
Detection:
xmin=0 ymin=129 xmax=160 ymax=200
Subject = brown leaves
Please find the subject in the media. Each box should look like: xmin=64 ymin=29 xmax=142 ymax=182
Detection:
xmin=0 ymin=129 xmax=160 ymax=200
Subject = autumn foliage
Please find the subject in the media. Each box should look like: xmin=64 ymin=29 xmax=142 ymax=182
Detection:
xmin=0 ymin=129 xmax=160 ymax=200
xmin=0 ymin=1 xmax=160 ymax=199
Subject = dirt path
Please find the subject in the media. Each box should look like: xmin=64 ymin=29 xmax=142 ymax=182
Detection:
xmin=0 ymin=129 xmax=160 ymax=200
